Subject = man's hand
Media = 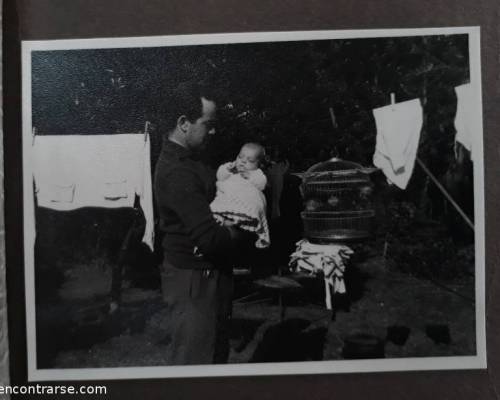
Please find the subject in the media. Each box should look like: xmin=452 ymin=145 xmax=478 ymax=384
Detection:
xmin=227 ymin=226 xmax=257 ymax=250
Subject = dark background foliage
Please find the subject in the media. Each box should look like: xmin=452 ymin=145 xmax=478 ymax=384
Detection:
xmin=31 ymin=34 xmax=474 ymax=262
xmin=32 ymin=34 xmax=469 ymax=170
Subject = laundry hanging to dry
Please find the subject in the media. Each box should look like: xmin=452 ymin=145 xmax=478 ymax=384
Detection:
xmin=31 ymin=133 xmax=154 ymax=250
xmin=372 ymin=98 xmax=423 ymax=190
xmin=454 ymin=83 xmax=477 ymax=161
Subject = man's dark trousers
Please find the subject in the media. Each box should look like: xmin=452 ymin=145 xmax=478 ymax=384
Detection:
xmin=161 ymin=261 xmax=233 ymax=365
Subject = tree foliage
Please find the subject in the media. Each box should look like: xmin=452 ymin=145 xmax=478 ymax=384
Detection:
xmin=32 ymin=34 xmax=470 ymax=203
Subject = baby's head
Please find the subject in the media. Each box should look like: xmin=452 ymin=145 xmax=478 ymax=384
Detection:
xmin=235 ymin=143 xmax=265 ymax=173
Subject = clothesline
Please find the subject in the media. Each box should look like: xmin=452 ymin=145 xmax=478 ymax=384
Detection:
xmin=321 ymin=90 xmax=475 ymax=232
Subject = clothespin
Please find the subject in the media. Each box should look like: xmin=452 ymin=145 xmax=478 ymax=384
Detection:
xmin=143 ymin=121 xmax=150 ymax=143
xmin=390 ymin=93 xmax=396 ymax=111
xmin=32 ymin=127 xmax=36 ymax=146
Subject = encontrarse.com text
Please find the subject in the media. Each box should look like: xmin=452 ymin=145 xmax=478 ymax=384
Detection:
xmin=0 ymin=384 xmax=107 ymax=395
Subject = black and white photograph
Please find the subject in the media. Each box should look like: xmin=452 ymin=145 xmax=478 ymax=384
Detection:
xmin=21 ymin=28 xmax=486 ymax=381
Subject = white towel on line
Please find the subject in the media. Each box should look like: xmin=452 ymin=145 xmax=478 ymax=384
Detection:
xmin=454 ymin=83 xmax=477 ymax=161
xmin=372 ymin=98 xmax=423 ymax=190
xmin=32 ymin=133 xmax=154 ymax=250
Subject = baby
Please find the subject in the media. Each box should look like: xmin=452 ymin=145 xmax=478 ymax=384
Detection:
xmin=216 ymin=142 xmax=267 ymax=191
xmin=210 ymin=143 xmax=270 ymax=248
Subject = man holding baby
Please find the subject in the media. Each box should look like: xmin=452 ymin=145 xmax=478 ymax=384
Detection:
xmin=154 ymin=82 xmax=260 ymax=365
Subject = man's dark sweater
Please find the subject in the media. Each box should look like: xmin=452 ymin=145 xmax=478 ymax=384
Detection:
xmin=154 ymin=139 xmax=248 ymax=269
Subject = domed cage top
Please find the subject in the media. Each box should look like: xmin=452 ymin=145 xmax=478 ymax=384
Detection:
xmin=301 ymin=158 xmax=375 ymax=242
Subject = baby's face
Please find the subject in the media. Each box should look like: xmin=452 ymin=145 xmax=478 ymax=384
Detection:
xmin=235 ymin=146 xmax=260 ymax=172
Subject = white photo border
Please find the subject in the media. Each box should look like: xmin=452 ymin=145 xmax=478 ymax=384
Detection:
xmin=21 ymin=26 xmax=486 ymax=382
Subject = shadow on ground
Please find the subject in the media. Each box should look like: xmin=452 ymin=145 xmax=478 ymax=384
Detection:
xmin=250 ymin=318 xmax=327 ymax=362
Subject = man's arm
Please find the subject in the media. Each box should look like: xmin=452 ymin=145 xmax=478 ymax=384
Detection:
xmin=157 ymin=167 xmax=250 ymax=257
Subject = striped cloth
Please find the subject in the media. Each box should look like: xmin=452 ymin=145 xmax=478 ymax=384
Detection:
xmin=289 ymin=239 xmax=353 ymax=310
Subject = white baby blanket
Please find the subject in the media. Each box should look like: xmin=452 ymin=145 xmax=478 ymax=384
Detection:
xmin=210 ymin=174 xmax=270 ymax=248
xmin=32 ymin=134 xmax=154 ymax=250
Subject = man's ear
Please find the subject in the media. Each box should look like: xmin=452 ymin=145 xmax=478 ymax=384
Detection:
xmin=177 ymin=115 xmax=190 ymax=133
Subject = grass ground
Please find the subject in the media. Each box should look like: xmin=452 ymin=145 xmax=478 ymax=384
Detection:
xmin=45 ymin=250 xmax=475 ymax=369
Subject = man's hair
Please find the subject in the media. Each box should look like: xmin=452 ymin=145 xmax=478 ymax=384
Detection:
xmin=243 ymin=142 xmax=266 ymax=163
xmin=163 ymin=82 xmax=215 ymax=133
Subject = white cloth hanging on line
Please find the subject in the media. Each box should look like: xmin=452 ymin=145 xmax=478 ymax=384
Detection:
xmin=454 ymin=83 xmax=476 ymax=161
xmin=32 ymin=133 xmax=154 ymax=250
xmin=372 ymin=98 xmax=423 ymax=189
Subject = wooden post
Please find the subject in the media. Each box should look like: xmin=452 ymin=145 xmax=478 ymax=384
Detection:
xmin=416 ymin=157 xmax=474 ymax=230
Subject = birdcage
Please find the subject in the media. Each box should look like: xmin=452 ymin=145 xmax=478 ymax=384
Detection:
xmin=301 ymin=158 xmax=375 ymax=242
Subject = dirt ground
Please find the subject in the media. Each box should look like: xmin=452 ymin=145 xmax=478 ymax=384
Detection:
xmin=43 ymin=249 xmax=475 ymax=369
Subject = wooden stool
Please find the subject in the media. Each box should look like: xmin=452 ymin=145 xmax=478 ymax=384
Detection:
xmin=253 ymin=275 xmax=303 ymax=321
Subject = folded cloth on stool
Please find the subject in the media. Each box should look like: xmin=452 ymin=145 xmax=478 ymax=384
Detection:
xmin=289 ymin=239 xmax=354 ymax=310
